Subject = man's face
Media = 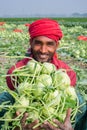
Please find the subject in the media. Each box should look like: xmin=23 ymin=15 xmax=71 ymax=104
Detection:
xmin=30 ymin=36 xmax=58 ymax=63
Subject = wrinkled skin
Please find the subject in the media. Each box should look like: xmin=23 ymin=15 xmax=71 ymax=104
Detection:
xmin=14 ymin=112 xmax=41 ymax=130
xmin=14 ymin=108 xmax=74 ymax=130
xmin=41 ymin=108 xmax=74 ymax=130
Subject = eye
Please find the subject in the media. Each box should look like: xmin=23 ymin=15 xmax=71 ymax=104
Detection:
xmin=34 ymin=40 xmax=41 ymax=45
xmin=47 ymin=42 xmax=55 ymax=46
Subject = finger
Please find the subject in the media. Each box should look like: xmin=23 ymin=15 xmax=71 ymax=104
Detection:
xmin=33 ymin=126 xmax=41 ymax=130
xmin=20 ymin=112 xmax=29 ymax=127
xmin=64 ymin=108 xmax=72 ymax=123
xmin=33 ymin=124 xmax=41 ymax=130
xmin=29 ymin=120 xmax=39 ymax=128
xmin=53 ymin=119 xmax=65 ymax=130
xmin=64 ymin=108 xmax=73 ymax=129
xmin=41 ymin=121 xmax=59 ymax=130
xmin=25 ymin=119 xmax=40 ymax=129
xmin=16 ymin=111 xmax=21 ymax=116
xmin=41 ymin=124 xmax=50 ymax=130
xmin=13 ymin=111 xmax=21 ymax=119
xmin=14 ymin=126 xmax=20 ymax=130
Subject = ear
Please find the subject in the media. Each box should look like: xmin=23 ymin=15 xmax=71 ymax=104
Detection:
xmin=29 ymin=38 xmax=33 ymax=45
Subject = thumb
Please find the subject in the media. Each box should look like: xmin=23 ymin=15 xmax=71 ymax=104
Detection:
xmin=16 ymin=111 xmax=21 ymax=116
xmin=64 ymin=108 xmax=72 ymax=124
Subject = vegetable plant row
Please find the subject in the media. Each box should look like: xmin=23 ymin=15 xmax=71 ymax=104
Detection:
xmin=0 ymin=20 xmax=87 ymax=129
xmin=0 ymin=21 xmax=87 ymax=99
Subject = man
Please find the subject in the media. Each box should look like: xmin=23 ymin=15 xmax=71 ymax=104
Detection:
xmin=6 ymin=18 xmax=76 ymax=90
xmin=0 ymin=18 xmax=86 ymax=130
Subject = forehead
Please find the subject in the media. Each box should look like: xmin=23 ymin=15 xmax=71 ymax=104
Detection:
xmin=32 ymin=36 xmax=56 ymax=43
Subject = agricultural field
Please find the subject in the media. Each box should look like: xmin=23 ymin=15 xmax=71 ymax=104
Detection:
xmin=0 ymin=18 xmax=87 ymax=100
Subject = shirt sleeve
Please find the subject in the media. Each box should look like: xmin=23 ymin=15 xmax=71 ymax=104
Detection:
xmin=67 ymin=68 xmax=77 ymax=87
xmin=0 ymin=92 xmax=15 ymax=117
xmin=74 ymin=91 xmax=87 ymax=130
xmin=0 ymin=92 xmax=15 ymax=128
xmin=6 ymin=58 xmax=30 ymax=90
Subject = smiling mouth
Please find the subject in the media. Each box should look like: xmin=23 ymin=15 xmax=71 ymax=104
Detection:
xmin=39 ymin=54 xmax=48 ymax=59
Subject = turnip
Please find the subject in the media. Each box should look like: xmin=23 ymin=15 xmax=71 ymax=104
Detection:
xmin=52 ymin=69 xmax=71 ymax=89
xmin=36 ymin=74 xmax=52 ymax=87
xmin=17 ymin=82 xmax=33 ymax=95
xmin=27 ymin=59 xmax=42 ymax=74
xmin=44 ymin=90 xmax=61 ymax=107
xmin=15 ymin=96 xmax=29 ymax=113
xmin=32 ymin=82 xmax=45 ymax=97
xmin=65 ymin=86 xmax=77 ymax=99
xmin=42 ymin=106 xmax=55 ymax=118
xmin=41 ymin=62 xmax=56 ymax=74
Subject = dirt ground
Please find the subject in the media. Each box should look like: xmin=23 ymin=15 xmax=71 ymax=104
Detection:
xmin=62 ymin=56 xmax=87 ymax=69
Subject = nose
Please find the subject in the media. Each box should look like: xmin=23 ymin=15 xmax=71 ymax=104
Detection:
xmin=40 ymin=45 xmax=47 ymax=53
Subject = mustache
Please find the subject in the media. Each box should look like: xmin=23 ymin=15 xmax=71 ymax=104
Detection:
xmin=31 ymin=49 xmax=49 ymax=55
xmin=38 ymin=52 xmax=49 ymax=55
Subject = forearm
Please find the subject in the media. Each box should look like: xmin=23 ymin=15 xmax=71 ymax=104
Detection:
xmin=74 ymin=90 xmax=87 ymax=130
xmin=0 ymin=92 xmax=15 ymax=117
xmin=0 ymin=92 xmax=15 ymax=128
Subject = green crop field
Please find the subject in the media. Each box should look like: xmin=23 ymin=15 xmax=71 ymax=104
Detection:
xmin=0 ymin=17 xmax=87 ymax=129
xmin=0 ymin=17 xmax=87 ymax=99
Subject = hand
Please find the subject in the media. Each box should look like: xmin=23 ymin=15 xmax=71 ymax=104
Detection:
xmin=41 ymin=108 xmax=74 ymax=130
xmin=14 ymin=112 xmax=41 ymax=130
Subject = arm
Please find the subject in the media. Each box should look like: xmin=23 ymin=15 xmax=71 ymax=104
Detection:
xmin=74 ymin=90 xmax=87 ymax=130
xmin=0 ymin=92 xmax=15 ymax=128
xmin=6 ymin=58 xmax=30 ymax=90
xmin=0 ymin=92 xmax=15 ymax=116
xmin=74 ymin=110 xmax=87 ymax=130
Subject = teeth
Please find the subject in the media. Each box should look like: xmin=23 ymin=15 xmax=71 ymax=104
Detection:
xmin=40 ymin=55 xmax=47 ymax=58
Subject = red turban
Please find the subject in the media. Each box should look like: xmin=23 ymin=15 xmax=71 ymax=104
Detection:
xmin=29 ymin=18 xmax=63 ymax=42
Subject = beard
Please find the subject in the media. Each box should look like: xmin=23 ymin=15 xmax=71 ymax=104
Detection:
xmin=31 ymin=49 xmax=54 ymax=63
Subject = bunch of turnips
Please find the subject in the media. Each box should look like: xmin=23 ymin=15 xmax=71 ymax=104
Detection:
xmin=1 ymin=59 xmax=79 ymax=130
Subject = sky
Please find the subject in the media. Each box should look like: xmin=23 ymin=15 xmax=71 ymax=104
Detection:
xmin=0 ymin=0 xmax=87 ymax=17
